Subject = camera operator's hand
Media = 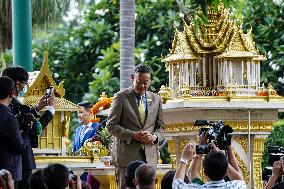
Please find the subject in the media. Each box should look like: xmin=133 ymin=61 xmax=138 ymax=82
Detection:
xmin=198 ymin=132 xmax=208 ymax=145
xmin=264 ymin=161 xmax=283 ymax=189
xmin=182 ymin=143 xmax=195 ymax=161
xmin=272 ymin=161 xmax=282 ymax=178
xmin=0 ymin=169 xmax=14 ymax=189
xmin=211 ymin=142 xmax=225 ymax=154
xmin=68 ymin=174 xmax=82 ymax=189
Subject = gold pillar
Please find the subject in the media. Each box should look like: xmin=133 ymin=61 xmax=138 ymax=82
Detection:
xmin=253 ymin=137 xmax=265 ymax=189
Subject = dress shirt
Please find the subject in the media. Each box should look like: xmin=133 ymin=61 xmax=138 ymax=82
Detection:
xmin=172 ymin=179 xmax=247 ymax=189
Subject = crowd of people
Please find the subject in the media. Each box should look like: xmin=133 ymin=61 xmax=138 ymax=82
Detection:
xmin=0 ymin=64 xmax=270 ymax=189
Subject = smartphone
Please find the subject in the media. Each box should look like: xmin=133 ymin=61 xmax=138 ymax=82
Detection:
xmin=45 ymin=86 xmax=54 ymax=97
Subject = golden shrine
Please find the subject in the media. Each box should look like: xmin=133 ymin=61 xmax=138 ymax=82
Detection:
xmin=159 ymin=3 xmax=284 ymax=189
xmin=22 ymin=52 xmax=80 ymax=155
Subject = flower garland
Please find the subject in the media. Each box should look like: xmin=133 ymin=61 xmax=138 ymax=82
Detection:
xmin=89 ymin=98 xmax=112 ymax=123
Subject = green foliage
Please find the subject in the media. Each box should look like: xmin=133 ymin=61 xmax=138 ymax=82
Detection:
xmin=31 ymin=0 xmax=182 ymax=103
xmin=96 ymin=127 xmax=112 ymax=148
xmin=262 ymin=120 xmax=284 ymax=168
xmin=243 ymin=0 xmax=284 ymax=93
xmin=32 ymin=3 xmax=117 ymax=103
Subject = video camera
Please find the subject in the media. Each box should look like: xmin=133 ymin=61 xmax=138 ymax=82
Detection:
xmin=263 ymin=146 xmax=284 ymax=182
xmin=195 ymin=120 xmax=233 ymax=154
xmin=10 ymin=102 xmax=35 ymax=133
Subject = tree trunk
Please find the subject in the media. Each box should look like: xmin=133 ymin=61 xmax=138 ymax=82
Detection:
xmin=120 ymin=0 xmax=135 ymax=90
xmin=0 ymin=0 xmax=12 ymax=52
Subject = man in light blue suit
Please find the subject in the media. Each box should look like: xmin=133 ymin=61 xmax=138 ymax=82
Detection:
xmin=72 ymin=101 xmax=99 ymax=152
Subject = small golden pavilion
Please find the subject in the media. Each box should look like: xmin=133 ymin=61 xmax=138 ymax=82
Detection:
xmin=163 ymin=3 xmax=266 ymax=97
xmin=160 ymin=3 xmax=284 ymax=189
xmin=22 ymin=52 xmax=80 ymax=155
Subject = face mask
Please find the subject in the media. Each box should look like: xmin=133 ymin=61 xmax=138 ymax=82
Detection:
xmin=18 ymin=85 xmax=28 ymax=97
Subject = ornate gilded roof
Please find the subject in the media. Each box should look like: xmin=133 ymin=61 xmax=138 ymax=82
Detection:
xmin=23 ymin=52 xmax=80 ymax=111
xmin=163 ymin=3 xmax=266 ymax=61
xmin=22 ymin=96 xmax=80 ymax=111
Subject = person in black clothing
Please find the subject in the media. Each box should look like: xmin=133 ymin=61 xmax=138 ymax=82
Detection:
xmin=264 ymin=160 xmax=284 ymax=189
xmin=2 ymin=66 xmax=55 ymax=189
xmin=0 ymin=76 xmax=29 ymax=189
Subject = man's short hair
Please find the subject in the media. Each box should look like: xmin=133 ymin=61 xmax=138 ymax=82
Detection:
xmin=2 ymin=66 xmax=29 ymax=83
xmin=161 ymin=170 xmax=176 ymax=189
xmin=41 ymin=163 xmax=69 ymax=189
xmin=203 ymin=151 xmax=228 ymax=181
xmin=135 ymin=164 xmax=156 ymax=189
xmin=0 ymin=76 xmax=15 ymax=100
xmin=133 ymin=64 xmax=152 ymax=74
xmin=28 ymin=170 xmax=45 ymax=189
xmin=78 ymin=101 xmax=93 ymax=110
xmin=125 ymin=160 xmax=146 ymax=188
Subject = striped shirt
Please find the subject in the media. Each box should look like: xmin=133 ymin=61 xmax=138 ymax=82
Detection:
xmin=173 ymin=179 xmax=247 ymax=189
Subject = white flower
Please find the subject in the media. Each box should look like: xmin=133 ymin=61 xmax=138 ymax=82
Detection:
xmin=174 ymin=21 xmax=180 ymax=27
xmin=156 ymin=41 xmax=161 ymax=46
xmin=95 ymin=68 xmax=100 ymax=73
xmin=271 ymin=64 xmax=280 ymax=71
xmin=153 ymin=35 xmax=158 ymax=41
xmin=278 ymin=77 xmax=284 ymax=83
xmin=54 ymin=73 xmax=59 ymax=78
xmin=54 ymin=60 xmax=59 ymax=65
xmin=179 ymin=13 xmax=184 ymax=18
xmin=273 ymin=0 xmax=282 ymax=6
xmin=84 ymin=40 xmax=90 ymax=46
xmin=80 ymin=73 xmax=83 ymax=76
xmin=69 ymin=37 xmax=74 ymax=42
xmin=267 ymin=51 xmax=272 ymax=59
xmin=32 ymin=52 xmax=36 ymax=58
xmin=95 ymin=9 xmax=105 ymax=16
xmin=140 ymin=52 xmax=145 ymax=62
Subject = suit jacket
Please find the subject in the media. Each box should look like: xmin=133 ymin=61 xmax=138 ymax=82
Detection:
xmin=106 ymin=87 xmax=165 ymax=167
xmin=0 ymin=104 xmax=29 ymax=181
xmin=9 ymin=97 xmax=53 ymax=169
xmin=72 ymin=122 xmax=99 ymax=152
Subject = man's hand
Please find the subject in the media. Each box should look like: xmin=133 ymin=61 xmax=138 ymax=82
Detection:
xmin=133 ymin=131 xmax=146 ymax=143
xmin=68 ymin=174 xmax=82 ymax=189
xmin=133 ymin=131 xmax=157 ymax=144
xmin=47 ymin=95 xmax=55 ymax=107
xmin=198 ymin=132 xmax=208 ymax=145
xmin=141 ymin=131 xmax=157 ymax=144
xmin=0 ymin=169 xmax=14 ymax=189
xmin=181 ymin=143 xmax=195 ymax=161
xmin=272 ymin=161 xmax=282 ymax=178
xmin=37 ymin=95 xmax=55 ymax=110
xmin=37 ymin=95 xmax=48 ymax=110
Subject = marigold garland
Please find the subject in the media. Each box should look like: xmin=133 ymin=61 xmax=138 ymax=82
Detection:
xmin=89 ymin=98 xmax=112 ymax=123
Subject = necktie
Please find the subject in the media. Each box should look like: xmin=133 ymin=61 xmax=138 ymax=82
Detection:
xmin=138 ymin=96 xmax=146 ymax=125
xmin=79 ymin=125 xmax=88 ymax=144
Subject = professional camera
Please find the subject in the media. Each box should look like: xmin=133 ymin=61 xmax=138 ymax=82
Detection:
xmin=268 ymin=146 xmax=284 ymax=166
xmin=263 ymin=146 xmax=284 ymax=182
xmin=9 ymin=99 xmax=36 ymax=133
xmin=195 ymin=120 xmax=233 ymax=154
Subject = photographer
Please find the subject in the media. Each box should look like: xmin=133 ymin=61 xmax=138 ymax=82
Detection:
xmin=264 ymin=161 xmax=284 ymax=189
xmin=173 ymin=142 xmax=246 ymax=189
xmin=0 ymin=76 xmax=29 ymax=189
xmin=42 ymin=163 xmax=82 ymax=189
xmin=2 ymin=66 xmax=55 ymax=189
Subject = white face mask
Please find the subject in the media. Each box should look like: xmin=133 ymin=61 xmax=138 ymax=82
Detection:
xmin=18 ymin=84 xmax=28 ymax=97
